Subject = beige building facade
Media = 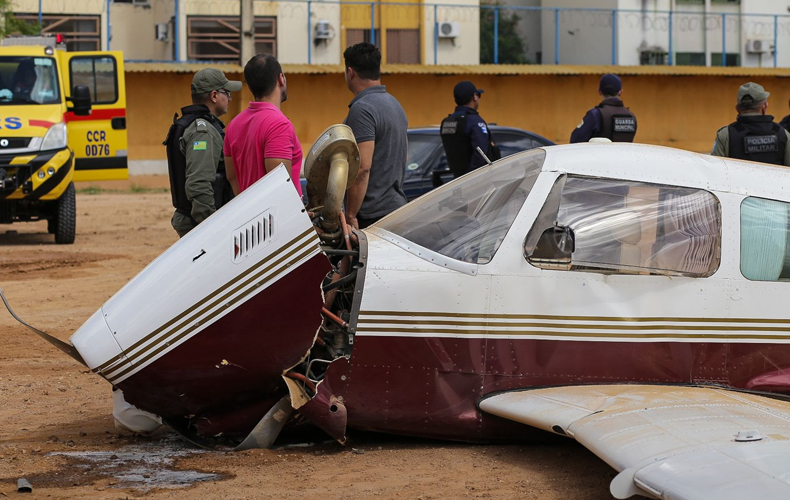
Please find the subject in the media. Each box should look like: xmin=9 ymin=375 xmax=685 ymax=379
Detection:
xmin=13 ymin=0 xmax=480 ymax=65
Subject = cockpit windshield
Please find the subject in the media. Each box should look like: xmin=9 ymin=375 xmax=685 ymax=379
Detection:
xmin=378 ymin=149 xmax=546 ymax=264
xmin=0 ymin=56 xmax=60 ymax=105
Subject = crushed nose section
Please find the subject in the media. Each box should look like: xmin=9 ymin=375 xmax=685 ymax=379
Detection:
xmin=112 ymin=389 xmax=162 ymax=434
xmin=67 ymin=128 xmax=366 ymax=450
xmin=284 ymin=357 xmax=351 ymax=444
xmin=69 ymin=166 xmax=334 ymax=447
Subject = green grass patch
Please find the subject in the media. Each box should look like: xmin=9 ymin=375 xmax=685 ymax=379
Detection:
xmin=76 ymin=186 xmax=108 ymax=195
xmin=76 ymin=184 xmax=170 ymax=195
xmin=129 ymin=184 xmax=170 ymax=194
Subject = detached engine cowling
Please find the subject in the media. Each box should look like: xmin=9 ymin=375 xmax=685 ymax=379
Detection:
xmin=305 ymin=124 xmax=360 ymax=246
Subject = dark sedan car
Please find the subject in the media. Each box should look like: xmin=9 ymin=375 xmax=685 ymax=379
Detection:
xmin=404 ymin=126 xmax=554 ymax=201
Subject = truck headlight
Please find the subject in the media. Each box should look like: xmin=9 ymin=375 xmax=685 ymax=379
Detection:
xmin=40 ymin=123 xmax=67 ymax=151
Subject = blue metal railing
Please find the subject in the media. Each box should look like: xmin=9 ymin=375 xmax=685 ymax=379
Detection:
xmin=91 ymin=1 xmax=790 ymax=67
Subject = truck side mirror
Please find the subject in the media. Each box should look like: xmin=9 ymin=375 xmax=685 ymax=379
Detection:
xmin=67 ymin=85 xmax=92 ymax=116
xmin=525 ymin=225 xmax=575 ymax=270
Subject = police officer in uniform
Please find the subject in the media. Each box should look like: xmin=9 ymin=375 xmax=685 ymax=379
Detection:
xmin=440 ymin=81 xmax=499 ymax=179
xmin=711 ymin=82 xmax=790 ymax=166
xmin=164 ymin=68 xmax=241 ymax=237
xmin=570 ymin=74 xmax=637 ymax=143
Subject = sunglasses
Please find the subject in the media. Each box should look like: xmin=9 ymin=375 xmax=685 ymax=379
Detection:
xmin=217 ymin=89 xmax=232 ymax=100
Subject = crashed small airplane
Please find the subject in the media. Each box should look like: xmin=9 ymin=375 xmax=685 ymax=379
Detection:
xmin=9 ymin=124 xmax=790 ymax=499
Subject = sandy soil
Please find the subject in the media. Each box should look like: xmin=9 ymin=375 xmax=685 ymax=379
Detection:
xmin=0 ymin=176 xmax=618 ymax=499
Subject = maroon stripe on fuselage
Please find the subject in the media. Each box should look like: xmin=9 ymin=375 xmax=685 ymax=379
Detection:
xmin=116 ymin=253 xmax=331 ymax=438
xmin=340 ymin=336 xmax=790 ymax=442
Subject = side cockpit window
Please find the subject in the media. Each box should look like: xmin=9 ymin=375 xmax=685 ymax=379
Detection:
xmin=526 ymin=176 xmax=721 ymax=277
xmin=741 ymin=197 xmax=790 ymax=281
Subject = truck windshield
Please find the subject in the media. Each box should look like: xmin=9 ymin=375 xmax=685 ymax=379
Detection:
xmin=0 ymin=56 xmax=60 ymax=105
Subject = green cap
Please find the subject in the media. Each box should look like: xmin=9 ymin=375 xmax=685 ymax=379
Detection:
xmin=737 ymin=82 xmax=770 ymax=106
xmin=191 ymin=68 xmax=242 ymax=95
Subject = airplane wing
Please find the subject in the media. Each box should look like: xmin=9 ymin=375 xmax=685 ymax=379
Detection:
xmin=479 ymin=385 xmax=790 ymax=500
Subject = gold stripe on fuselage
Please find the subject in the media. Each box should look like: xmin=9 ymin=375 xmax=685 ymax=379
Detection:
xmin=360 ymin=310 xmax=790 ymax=324
xmin=360 ymin=318 xmax=790 ymax=332
xmin=357 ymin=312 xmax=790 ymax=341
xmin=96 ymin=229 xmax=320 ymax=382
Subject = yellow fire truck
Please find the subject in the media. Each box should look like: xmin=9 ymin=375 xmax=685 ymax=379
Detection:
xmin=0 ymin=36 xmax=127 ymax=244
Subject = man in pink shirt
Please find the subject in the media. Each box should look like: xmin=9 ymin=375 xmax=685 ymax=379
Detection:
xmin=224 ymin=54 xmax=303 ymax=196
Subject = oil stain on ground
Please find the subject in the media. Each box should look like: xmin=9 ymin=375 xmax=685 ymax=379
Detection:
xmin=3 ymin=437 xmax=232 ymax=492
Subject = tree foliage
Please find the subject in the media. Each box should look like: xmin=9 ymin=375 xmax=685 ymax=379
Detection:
xmin=0 ymin=0 xmax=40 ymax=39
xmin=480 ymin=1 xmax=528 ymax=64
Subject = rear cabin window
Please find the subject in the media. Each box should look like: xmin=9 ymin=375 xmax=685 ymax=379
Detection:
xmin=741 ymin=197 xmax=790 ymax=281
xmin=526 ymin=176 xmax=721 ymax=277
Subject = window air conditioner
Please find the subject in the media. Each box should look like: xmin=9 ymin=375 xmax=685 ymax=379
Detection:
xmin=438 ymin=21 xmax=460 ymax=38
xmin=314 ymin=20 xmax=333 ymax=41
xmin=155 ymin=23 xmax=168 ymax=42
xmin=746 ymin=39 xmax=769 ymax=54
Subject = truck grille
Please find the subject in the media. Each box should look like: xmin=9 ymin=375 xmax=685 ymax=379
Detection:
xmin=0 ymin=166 xmax=31 ymax=193
xmin=0 ymin=137 xmax=31 ymax=150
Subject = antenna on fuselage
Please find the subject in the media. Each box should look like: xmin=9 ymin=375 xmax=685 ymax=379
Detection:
xmin=476 ymin=146 xmax=492 ymax=166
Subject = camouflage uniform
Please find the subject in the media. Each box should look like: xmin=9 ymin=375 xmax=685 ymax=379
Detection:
xmin=171 ymin=114 xmax=225 ymax=236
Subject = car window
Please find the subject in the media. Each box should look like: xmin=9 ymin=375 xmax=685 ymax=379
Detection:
xmin=493 ymin=132 xmax=540 ymax=159
xmin=406 ymin=133 xmax=440 ymax=176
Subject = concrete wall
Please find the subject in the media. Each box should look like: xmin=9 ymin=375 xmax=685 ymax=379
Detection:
xmin=425 ymin=0 xmax=480 ymax=65
xmin=110 ymin=0 xmax=174 ymax=60
xmin=125 ymin=67 xmax=790 ymax=166
xmin=541 ymin=0 xmax=618 ymax=65
xmin=539 ymin=0 xmax=790 ymax=68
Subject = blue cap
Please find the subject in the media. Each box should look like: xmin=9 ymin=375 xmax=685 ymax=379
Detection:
xmin=599 ymin=74 xmax=622 ymax=96
xmin=454 ymin=81 xmax=484 ymax=105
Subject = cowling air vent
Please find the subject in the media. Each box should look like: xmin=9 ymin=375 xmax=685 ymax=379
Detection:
xmin=233 ymin=209 xmax=276 ymax=263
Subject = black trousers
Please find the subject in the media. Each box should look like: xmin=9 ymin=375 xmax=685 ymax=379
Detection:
xmin=357 ymin=215 xmax=384 ymax=229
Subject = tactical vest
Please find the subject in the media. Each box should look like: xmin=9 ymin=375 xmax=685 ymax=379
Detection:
xmin=163 ymin=105 xmax=233 ymax=218
xmin=440 ymin=113 xmax=473 ymax=178
xmin=727 ymin=115 xmax=786 ymax=165
xmin=597 ymin=99 xmax=637 ymax=142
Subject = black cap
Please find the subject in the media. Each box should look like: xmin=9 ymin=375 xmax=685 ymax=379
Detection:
xmin=599 ymin=74 xmax=622 ymax=96
xmin=453 ymin=81 xmax=484 ymax=105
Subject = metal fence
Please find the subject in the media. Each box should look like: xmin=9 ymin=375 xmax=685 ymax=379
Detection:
xmin=29 ymin=1 xmax=790 ymax=67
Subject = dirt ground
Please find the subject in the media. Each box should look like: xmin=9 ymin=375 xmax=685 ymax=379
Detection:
xmin=0 ymin=176 xmax=617 ymax=499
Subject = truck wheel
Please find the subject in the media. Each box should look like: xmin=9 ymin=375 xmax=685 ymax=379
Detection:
xmin=54 ymin=183 xmax=76 ymax=244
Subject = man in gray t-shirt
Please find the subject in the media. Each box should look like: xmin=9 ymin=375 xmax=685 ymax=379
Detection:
xmin=343 ymin=42 xmax=408 ymax=229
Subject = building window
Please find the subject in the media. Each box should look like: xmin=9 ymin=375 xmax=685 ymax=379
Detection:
xmin=640 ymin=49 xmax=668 ymax=66
xmin=676 ymin=52 xmax=741 ymax=67
xmin=711 ymin=53 xmax=741 ymax=67
xmin=187 ymin=16 xmax=276 ymax=61
xmin=741 ymin=197 xmax=790 ymax=281
xmin=386 ymin=29 xmax=420 ymax=64
xmin=346 ymin=29 xmax=380 ymax=48
xmin=15 ymin=15 xmax=101 ymax=52
xmin=675 ymin=52 xmax=705 ymax=66
xmin=526 ymin=176 xmax=721 ymax=277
